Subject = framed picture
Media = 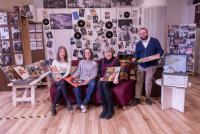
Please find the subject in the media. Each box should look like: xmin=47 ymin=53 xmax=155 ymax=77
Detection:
xmin=2 ymin=41 xmax=10 ymax=53
xmin=14 ymin=53 xmax=23 ymax=65
xmin=13 ymin=41 xmax=23 ymax=52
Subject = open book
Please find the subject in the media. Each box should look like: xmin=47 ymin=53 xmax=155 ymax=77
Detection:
xmin=48 ymin=65 xmax=62 ymax=81
xmin=65 ymin=76 xmax=84 ymax=87
xmin=104 ymin=67 xmax=121 ymax=81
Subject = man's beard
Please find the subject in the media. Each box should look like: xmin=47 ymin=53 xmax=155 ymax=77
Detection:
xmin=140 ymin=35 xmax=148 ymax=40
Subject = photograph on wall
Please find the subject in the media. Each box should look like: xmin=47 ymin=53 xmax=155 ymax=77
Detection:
xmin=105 ymin=12 xmax=110 ymax=19
xmin=50 ymin=13 xmax=72 ymax=29
xmin=30 ymin=41 xmax=37 ymax=50
xmin=29 ymin=33 xmax=36 ymax=41
xmin=29 ymin=24 xmax=36 ymax=32
xmin=36 ymin=33 xmax=43 ymax=41
xmin=0 ymin=27 xmax=9 ymax=40
xmin=46 ymin=39 xmax=53 ymax=48
xmin=35 ymin=24 xmax=43 ymax=32
xmin=23 ymin=5 xmax=34 ymax=19
xmin=0 ymin=13 xmax=8 ymax=25
xmin=43 ymin=0 xmax=66 ymax=8
xmin=72 ymin=11 xmax=79 ymax=20
xmin=9 ymin=13 xmax=19 ymax=25
xmin=118 ymin=19 xmax=132 ymax=41
xmin=12 ymin=26 xmax=21 ymax=40
xmin=14 ymin=53 xmax=23 ymax=65
xmin=2 ymin=41 xmax=10 ymax=53
xmin=2 ymin=54 xmax=11 ymax=66
xmin=93 ymin=16 xmax=98 ymax=23
xmin=46 ymin=31 xmax=53 ymax=38
xmin=113 ymin=0 xmax=133 ymax=7
xmin=13 ymin=41 xmax=23 ymax=52
xmin=79 ymin=9 xmax=85 ymax=17
xmin=195 ymin=4 xmax=200 ymax=27
xmin=36 ymin=42 xmax=44 ymax=49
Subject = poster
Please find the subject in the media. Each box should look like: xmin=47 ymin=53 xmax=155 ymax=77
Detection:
xmin=50 ymin=13 xmax=72 ymax=29
xmin=0 ymin=13 xmax=8 ymax=25
xmin=15 ymin=53 xmax=23 ymax=65
xmin=168 ymin=24 xmax=196 ymax=72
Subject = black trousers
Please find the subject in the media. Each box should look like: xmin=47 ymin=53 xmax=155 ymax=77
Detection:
xmin=53 ymin=79 xmax=71 ymax=108
xmin=98 ymin=80 xmax=115 ymax=112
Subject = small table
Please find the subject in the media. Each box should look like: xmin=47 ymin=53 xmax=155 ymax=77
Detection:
xmin=155 ymin=79 xmax=191 ymax=112
xmin=8 ymin=72 xmax=50 ymax=106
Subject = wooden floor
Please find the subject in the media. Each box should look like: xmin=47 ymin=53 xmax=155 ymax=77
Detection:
xmin=0 ymin=76 xmax=200 ymax=134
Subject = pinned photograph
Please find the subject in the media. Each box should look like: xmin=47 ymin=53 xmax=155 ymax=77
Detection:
xmin=15 ymin=53 xmax=23 ymax=65
xmin=9 ymin=13 xmax=19 ymax=25
xmin=90 ymin=9 xmax=97 ymax=16
xmin=2 ymin=41 xmax=10 ymax=53
xmin=0 ymin=13 xmax=8 ymax=25
xmin=72 ymin=11 xmax=79 ymax=20
xmin=79 ymin=9 xmax=85 ymax=17
xmin=30 ymin=42 xmax=37 ymax=50
xmin=93 ymin=16 xmax=98 ymax=23
xmin=36 ymin=33 xmax=43 ymax=41
xmin=36 ymin=42 xmax=43 ymax=49
xmin=46 ymin=39 xmax=53 ymax=48
xmin=46 ymin=31 xmax=53 ymax=38
xmin=29 ymin=24 xmax=35 ymax=32
xmin=13 ymin=41 xmax=23 ymax=52
xmin=35 ymin=24 xmax=43 ymax=32
xmin=76 ymin=40 xmax=82 ymax=48
xmin=0 ymin=27 xmax=9 ymax=40
xmin=29 ymin=33 xmax=36 ymax=41
xmin=73 ymin=49 xmax=79 ymax=57
xmin=70 ymin=37 xmax=76 ymax=45
xmin=12 ymin=26 xmax=21 ymax=40
xmin=105 ymin=12 xmax=110 ymax=19
xmin=50 ymin=13 xmax=72 ymax=29
xmin=88 ymin=30 xmax=93 ymax=36
xmin=2 ymin=54 xmax=11 ymax=66
xmin=85 ymin=21 xmax=91 ymax=28
xmin=80 ymin=27 xmax=87 ymax=36
xmin=87 ymin=15 xmax=92 ymax=20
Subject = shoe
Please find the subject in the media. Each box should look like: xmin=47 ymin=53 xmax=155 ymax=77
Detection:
xmin=51 ymin=106 xmax=57 ymax=116
xmin=99 ymin=106 xmax=108 ymax=119
xmin=105 ymin=109 xmax=115 ymax=119
xmin=129 ymin=98 xmax=140 ymax=106
xmin=67 ymin=105 xmax=73 ymax=111
xmin=80 ymin=105 xmax=87 ymax=113
xmin=146 ymin=98 xmax=152 ymax=105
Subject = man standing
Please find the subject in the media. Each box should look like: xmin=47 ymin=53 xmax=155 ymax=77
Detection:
xmin=130 ymin=28 xmax=164 ymax=105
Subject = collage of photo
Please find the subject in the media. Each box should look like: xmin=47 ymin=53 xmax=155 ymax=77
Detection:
xmin=0 ymin=12 xmax=24 ymax=67
xmin=168 ymin=24 xmax=196 ymax=72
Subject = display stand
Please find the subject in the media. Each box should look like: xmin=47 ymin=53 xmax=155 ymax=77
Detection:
xmin=156 ymin=79 xmax=191 ymax=112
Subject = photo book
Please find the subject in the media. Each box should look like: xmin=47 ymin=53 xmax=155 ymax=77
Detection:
xmin=104 ymin=67 xmax=121 ymax=81
xmin=12 ymin=65 xmax=30 ymax=80
xmin=65 ymin=76 xmax=84 ymax=87
xmin=48 ymin=65 xmax=62 ymax=81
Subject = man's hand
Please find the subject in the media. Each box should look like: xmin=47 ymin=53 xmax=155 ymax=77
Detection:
xmin=132 ymin=58 xmax=136 ymax=63
xmin=113 ymin=79 xmax=119 ymax=84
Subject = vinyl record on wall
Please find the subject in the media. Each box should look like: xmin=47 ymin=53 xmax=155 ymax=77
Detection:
xmin=105 ymin=21 xmax=113 ymax=29
xmin=106 ymin=31 xmax=113 ymax=39
xmin=74 ymin=32 xmax=82 ymax=39
xmin=77 ymin=19 xmax=85 ymax=27
xmin=43 ymin=19 xmax=49 ymax=25
xmin=124 ymin=11 xmax=130 ymax=18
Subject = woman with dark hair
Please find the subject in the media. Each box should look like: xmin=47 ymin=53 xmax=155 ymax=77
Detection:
xmin=72 ymin=48 xmax=97 ymax=113
xmin=98 ymin=47 xmax=120 ymax=119
xmin=51 ymin=46 xmax=72 ymax=116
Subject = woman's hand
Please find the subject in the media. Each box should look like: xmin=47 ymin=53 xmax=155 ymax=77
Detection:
xmin=113 ymin=80 xmax=119 ymax=84
xmin=56 ymin=77 xmax=62 ymax=81
xmin=83 ymin=80 xmax=90 ymax=85
xmin=100 ymin=77 xmax=104 ymax=81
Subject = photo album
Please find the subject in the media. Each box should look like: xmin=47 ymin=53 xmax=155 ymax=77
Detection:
xmin=65 ymin=76 xmax=84 ymax=87
xmin=48 ymin=65 xmax=62 ymax=81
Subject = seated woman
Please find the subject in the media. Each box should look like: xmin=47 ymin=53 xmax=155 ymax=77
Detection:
xmin=51 ymin=46 xmax=72 ymax=116
xmin=72 ymin=48 xmax=97 ymax=113
xmin=98 ymin=47 xmax=120 ymax=119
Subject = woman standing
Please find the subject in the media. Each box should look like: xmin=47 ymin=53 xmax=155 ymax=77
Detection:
xmin=72 ymin=48 xmax=97 ymax=113
xmin=98 ymin=47 xmax=120 ymax=119
xmin=51 ymin=46 xmax=72 ymax=116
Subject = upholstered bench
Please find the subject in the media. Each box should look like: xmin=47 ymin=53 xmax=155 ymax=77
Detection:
xmin=49 ymin=80 xmax=135 ymax=107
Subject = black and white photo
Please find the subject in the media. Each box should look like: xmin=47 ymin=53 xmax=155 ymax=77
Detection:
xmin=13 ymin=41 xmax=23 ymax=52
xmin=2 ymin=41 xmax=10 ymax=53
xmin=14 ymin=53 xmax=23 ymax=65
